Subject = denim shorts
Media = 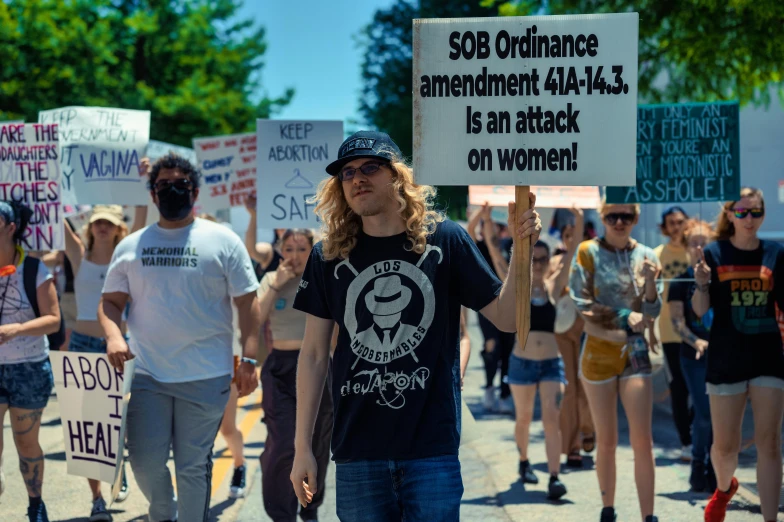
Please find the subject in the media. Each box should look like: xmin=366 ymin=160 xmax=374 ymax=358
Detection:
xmin=707 ymin=376 xmax=784 ymax=396
xmin=0 ymin=359 xmax=54 ymax=409
xmin=507 ymin=355 xmax=567 ymax=386
xmin=68 ymin=331 xmax=108 ymax=353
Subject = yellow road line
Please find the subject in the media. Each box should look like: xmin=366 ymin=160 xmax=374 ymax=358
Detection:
xmin=210 ymin=389 xmax=263 ymax=495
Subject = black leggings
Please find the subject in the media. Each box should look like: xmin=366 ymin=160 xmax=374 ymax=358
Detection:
xmin=478 ymin=314 xmax=516 ymax=399
xmin=663 ymin=342 xmax=693 ymax=447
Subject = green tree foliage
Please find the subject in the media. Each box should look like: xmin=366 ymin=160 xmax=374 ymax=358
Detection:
xmin=358 ymin=1 xmax=494 ymax=219
xmin=486 ymin=0 xmax=784 ymax=107
xmin=0 ymin=0 xmax=292 ymax=146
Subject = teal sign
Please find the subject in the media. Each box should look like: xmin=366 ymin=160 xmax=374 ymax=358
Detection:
xmin=606 ymin=101 xmax=740 ymax=204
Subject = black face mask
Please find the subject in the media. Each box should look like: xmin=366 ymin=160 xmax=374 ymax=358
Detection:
xmin=156 ymin=184 xmax=194 ymax=221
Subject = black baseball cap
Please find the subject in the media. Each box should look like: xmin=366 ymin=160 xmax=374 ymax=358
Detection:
xmin=326 ymin=131 xmax=402 ymax=176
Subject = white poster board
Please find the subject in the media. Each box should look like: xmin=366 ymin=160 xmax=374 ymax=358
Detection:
xmin=38 ymin=107 xmax=151 ymax=205
xmin=50 ymin=352 xmax=135 ymax=486
xmin=192 ymin=133 xmax=256 ymax=214
xmin=412 ymin=14 xmax=638 ymax=187
xmin=256 ymin=120 xmax=343 ymax=229
xmin=0 ymin=123 xmax=64 ymax=250
xmin=145 ymin=140 xmax=197 ymax=165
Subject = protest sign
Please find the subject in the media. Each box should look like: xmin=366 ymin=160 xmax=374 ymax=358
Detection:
xmin=0 ymin=123 xmax=64 ymax=250
xmin=469 ymin=185 xmax=600 ymax=208
xmin=606 ymin=102 xmax=740 ymax=204
xmin=256 ymin=120 xmax=343 ymax=228
xmin=146 ymin=140 xmax=197 ymax=165
xmin=412 ymin=14 xmax=638 ymax=187
xmin=38 ymin=107 xmax=150 ymax=206
xmin=50 ymin=352 xmax=135 ymax=486
xmin=193 ymin=133 xmax=256 ymax=214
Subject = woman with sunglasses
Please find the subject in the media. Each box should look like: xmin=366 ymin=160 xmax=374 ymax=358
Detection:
xmin=258 ymin=228 xmax=333 ymax=522
xmin=667 ymin=219 xmax=716 ymax=494
xmin=570 ymin=200 xmax=661 ymax=522
xmin=484 ymin=208 xmax=579 ymax=500
xmin=693 ymin=188 xmax=784 ymax=522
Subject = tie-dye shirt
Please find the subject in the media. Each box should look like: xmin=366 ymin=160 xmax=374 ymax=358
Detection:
xmin=703 ymin=239 xmax=784 ymax=384
xmin=569 ymin=237 xmax=662 ymax=332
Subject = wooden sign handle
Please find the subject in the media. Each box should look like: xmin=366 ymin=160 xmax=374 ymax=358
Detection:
xmin=515 ymin=185 xmax=532 ymax=350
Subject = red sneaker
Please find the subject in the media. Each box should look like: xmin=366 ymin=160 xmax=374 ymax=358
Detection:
xmin=704 ymin=477 xmax=739 ymax=522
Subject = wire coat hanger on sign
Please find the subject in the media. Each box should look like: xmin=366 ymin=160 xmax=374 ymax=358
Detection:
xmin=284 ymin=169 xmax=314 ymax=189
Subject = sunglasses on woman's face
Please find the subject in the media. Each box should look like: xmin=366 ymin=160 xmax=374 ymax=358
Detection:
xmin=732 ymin=207 xmax=765 ymax=219
xmin=603 ymin=212 xmax=635 ymax=226
xmin=339 ymin=161 xmax=386 ymax=182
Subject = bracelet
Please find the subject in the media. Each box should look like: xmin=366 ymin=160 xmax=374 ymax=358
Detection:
xmin=696 ymin=282 xmax=710 ymax=293
xmin=240 ymin=357 xmax=257 ymax=366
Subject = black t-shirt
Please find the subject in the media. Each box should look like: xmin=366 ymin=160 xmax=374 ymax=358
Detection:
xmin=703 ymin=240 xmax=784 ymax=384
xmin=668 ymin=267 xmax=712 ymax=360
xmin=294 ymin=220 xmax=502 ymax=461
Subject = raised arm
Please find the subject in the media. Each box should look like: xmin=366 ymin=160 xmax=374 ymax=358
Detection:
xmin=258 ymin=261 xmax=295 ymax=324
xmin=244 ymin=195 xmax=275 ymax=268
xmin=131 ymin=206 xmax=148 ymax=234
xmin=63 ymin=218 xmax=85 ymax=274
xmin=482 ymin=215 xmax=509 ymax=280
xmin=467 ymin=204 xmax=484 ymax=243
xmin=691 ymin=247 xmax=711 ymax=318
xmin=290 ymin=314 xmax=334 ymax=508
xmin=547 ymin=206 xmax=583 ymax=299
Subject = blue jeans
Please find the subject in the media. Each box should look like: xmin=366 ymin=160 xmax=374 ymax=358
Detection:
xmin=680 ymin=355 xmax=712 ymax=462
xmin=335 ymin=455 xmax=463 ymax=522
xmin=68 ymin=331 xmax=108 ymax=353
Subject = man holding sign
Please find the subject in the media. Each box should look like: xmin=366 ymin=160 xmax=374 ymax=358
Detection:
xmin=290 ymin=131 xmax=542 ymax=519
xmin=98 ymin=154 xmax=261 ymax=522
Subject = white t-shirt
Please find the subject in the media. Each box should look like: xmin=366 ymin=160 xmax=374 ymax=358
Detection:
xmin=0 ymin=258 xmax=52 ymax=365
xmin=102 ymin=218 xmax=259 ymax=383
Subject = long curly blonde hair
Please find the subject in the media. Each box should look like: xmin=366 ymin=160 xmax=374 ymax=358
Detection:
xmin=313 ymin=157 xmax=444 ymax=261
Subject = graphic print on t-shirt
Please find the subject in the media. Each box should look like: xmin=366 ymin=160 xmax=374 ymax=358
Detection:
xmin=140 ymin=245 xmax=199 ymax=267
xmin=336 ymin=245 xmax=442 ymax=409
xmin=718 ymin=264 xmax=777 ymax=335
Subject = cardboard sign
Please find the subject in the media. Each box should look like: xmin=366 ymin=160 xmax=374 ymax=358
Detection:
xmin=50 ymin=352 xmax=135 ymax=486
xmin=0 ymin=123 xmax=64 ymax=250
xmin=145 ymin=140 xmax=197 ymax=165
xmin=412 ymin=14 xmax=638 ymax=187
xmin=606 ymin=102 xmax=740 ymax=203
xmin=192 ymin=133 xmax=256 ymax=214
xmin=469 ymin=185 xmax=600 ymax=208
xmin=38 ymin=107 xmax=151 ymax=206
xmin=256 ymin=120 xmax=344 ymax=228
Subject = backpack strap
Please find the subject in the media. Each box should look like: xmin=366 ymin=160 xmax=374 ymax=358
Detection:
xmin=23 ymin=255 xmax=41 ymax=317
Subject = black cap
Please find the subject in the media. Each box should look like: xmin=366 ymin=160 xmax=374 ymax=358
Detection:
xmin=326 ymin=131 xmax=402 ymax=176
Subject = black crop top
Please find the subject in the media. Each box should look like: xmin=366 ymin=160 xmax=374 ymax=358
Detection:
xmin=530 ymin=299 xmax=556 ymax=333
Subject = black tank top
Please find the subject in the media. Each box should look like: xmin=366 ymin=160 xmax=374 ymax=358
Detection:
xmin=530 ymin=299 xmax=556 ymax=333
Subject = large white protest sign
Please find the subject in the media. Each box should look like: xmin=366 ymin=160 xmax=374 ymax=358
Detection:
xmin=256 ymin=120 xmax=343 ymax=228
xmin=146 ymin=139 xmax=198 ymax=165
xmin=192 ymin=133 xmax=256 ymax=214
xmin=0 ymin=123 xmax=64 ymax=250
xmin=38 ymin=107 xmax=150 ymax=206
xmin=413 ymin=14 xmax=638 ymax=187
xmin=50 ymin=352 xmax=135 ymax=485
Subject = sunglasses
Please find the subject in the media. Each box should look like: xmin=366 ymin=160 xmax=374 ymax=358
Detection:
xmin=603 ymin=212 xmax=635 ymax=226
xmin=339 ymin=161 xmax=387 ymax=182
xmin=153 ymin=179 xmax=194 ymax=192
xmin=532 ymin=255 xmax=550 ymax=265
xmin=732 ymin=207 xmax=764 ymax=219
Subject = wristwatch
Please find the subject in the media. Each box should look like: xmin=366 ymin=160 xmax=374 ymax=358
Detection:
xmin=240 ymin=357 xmax=257 ymax=366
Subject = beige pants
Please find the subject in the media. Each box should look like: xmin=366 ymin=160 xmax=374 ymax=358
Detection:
xmin=557 ymin=316 xmax=594 ymax=454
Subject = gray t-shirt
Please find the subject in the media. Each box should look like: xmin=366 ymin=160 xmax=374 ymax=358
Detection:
xmin=103 ymin=218 xmax=259 ymax=383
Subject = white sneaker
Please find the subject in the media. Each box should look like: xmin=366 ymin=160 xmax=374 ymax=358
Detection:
xmin=482 ymin=388 xmax=497 ymax=412
xmin=498 ymin=396 xmax=515 ymax=414
xmin=0 ymin=455 xmax=5 ymax=497
xmin=680 ymin=445 xmax=693 ymax=462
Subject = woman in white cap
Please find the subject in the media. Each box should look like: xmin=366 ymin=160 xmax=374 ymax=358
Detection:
xmin=63 ymin=198 xmax=147 ymax=521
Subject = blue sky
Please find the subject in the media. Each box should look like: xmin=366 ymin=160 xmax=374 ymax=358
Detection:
xmin=238 ymin=0 xmax=396 ymax=129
